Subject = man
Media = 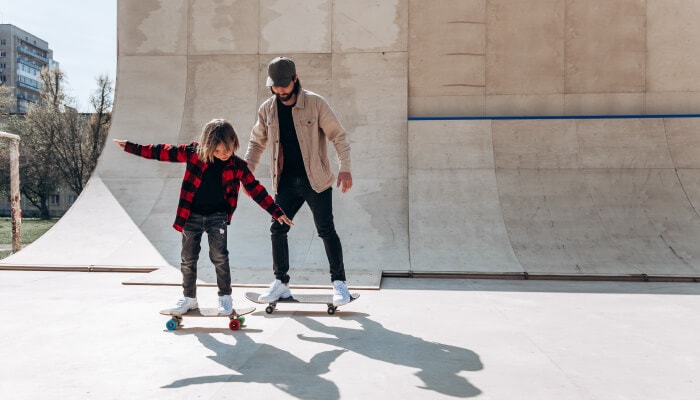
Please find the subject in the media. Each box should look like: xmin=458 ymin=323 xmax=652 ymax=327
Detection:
xmin=245 ymin=56 xmax=353 ymax=306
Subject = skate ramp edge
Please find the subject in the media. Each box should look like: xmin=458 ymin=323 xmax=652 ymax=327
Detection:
xmin=0 ymin=176 xmax=171 ymax=271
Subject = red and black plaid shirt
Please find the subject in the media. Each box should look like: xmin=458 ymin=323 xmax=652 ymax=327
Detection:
xmin=123 ymin=141 xmax=284 ymax=232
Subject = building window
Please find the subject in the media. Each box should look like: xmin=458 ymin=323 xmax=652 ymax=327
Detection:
xmin=0 ymin=40 xmax=5 ymax=45
xmin=0 ymin=75 xmax=5 ymax=82
xmin=50 ymin=194 xmax=60 ymax=206
xmin=0 ymin=51 xmax=5 ymax=57
xmin=68 ymin=195 xmax=77 ymax=205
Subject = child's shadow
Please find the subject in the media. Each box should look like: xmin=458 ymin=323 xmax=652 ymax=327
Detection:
xmin=162 ymin=331 xmax=345 ymax=399
xmin=296 ymin=314 xmax=483 ymax=398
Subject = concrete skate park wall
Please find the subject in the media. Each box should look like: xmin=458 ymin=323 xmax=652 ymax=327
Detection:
xmin=5 ymin=0 xmax=700 ymax=281
xmin=407 ymin=0 xmax=700 ymax=278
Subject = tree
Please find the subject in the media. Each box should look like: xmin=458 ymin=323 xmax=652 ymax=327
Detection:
xmin=0 ymin=83 xmax=13 ymax=114
xmin=87 ymin=75 xmax=113 ymax=171
xmin=5 ymin=115 xmax=62 ymax=219
xmin=26 ymin=68 xmax=83 ymax=195
xmin=26 ymin=68 xmax=112 ymax=196
xmin=0 ymin=85 xmax=22 ymax=208
xmin=0 ymin=81 xmax=60 ymax=218
xmin=0 ymin=68 xmax=112 ymax=218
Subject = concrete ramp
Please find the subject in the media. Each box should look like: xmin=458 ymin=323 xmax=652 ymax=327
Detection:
xmin=408 ymin=117 xmax=700 ymax=279
xmin=3 ymin=1 xmax=700 ymax=283
xmin=0 ymin=0 xmax=403 ymax=288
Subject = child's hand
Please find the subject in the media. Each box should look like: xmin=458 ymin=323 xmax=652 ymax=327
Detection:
xmin=277 ymin=215 xmax=294 ymax=226
xmin=113 ymin=139 xmax=126 ymax=149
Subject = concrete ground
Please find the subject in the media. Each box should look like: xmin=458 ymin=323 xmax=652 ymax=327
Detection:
xmin=2 ymin=270 xmax=699 ymax=399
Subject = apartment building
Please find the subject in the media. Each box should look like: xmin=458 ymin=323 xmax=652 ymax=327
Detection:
xmin=0 ymin=24 xmax=59 ymax=113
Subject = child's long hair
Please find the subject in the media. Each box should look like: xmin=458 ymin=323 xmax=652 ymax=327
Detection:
xmin=197 ymin=118 xmax=239 ymax=163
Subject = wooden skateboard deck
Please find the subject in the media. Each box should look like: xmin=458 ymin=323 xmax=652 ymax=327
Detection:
xmin=245 ymin=291 xmax=360 ymax=315
xmin=159 ymin=306 xmax=255 ymax=331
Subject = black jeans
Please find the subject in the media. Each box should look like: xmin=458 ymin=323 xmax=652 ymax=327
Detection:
xmin=271 ymin=175 xmax=346 ymax=283
xmin=180 ymin=212 xmax=231 ymax=297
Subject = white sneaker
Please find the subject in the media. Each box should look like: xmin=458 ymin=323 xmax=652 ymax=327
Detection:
xmin=332 ymin=281 xmax=351 ymax=306
xmin=169 ymin=296 xmax=198 ymax=315
xmin=218 ymin=295 xmax=233 ymax=314
xmin=258 ymin=279 xmax=292 ymax=302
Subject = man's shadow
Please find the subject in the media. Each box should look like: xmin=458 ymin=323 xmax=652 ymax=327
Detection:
xmin=295 ymin=314 xmax=483 ymax=398
xmin=161 ymin=313 xmax=482 ymax=399
xmin=162 ymin=330 xmax=345 ymax=399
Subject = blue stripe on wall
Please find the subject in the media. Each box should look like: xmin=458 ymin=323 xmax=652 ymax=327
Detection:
xmin=408 ymin=114 xmax=700 ymax=121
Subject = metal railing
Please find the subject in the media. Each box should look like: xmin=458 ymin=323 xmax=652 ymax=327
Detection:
xmin=17 ymin=46 xmax=49 ymax=63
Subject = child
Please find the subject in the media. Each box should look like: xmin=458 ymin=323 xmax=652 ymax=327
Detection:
xmin=114 ymin=118 xmax=293 ymax=315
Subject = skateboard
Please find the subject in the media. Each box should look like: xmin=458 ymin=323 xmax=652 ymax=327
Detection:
xmin=159 ymin=307 xmax=255 ymax=331
xmin=245 ymin=291 xmax=360 ymax=315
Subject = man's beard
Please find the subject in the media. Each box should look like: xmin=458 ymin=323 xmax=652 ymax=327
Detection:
xmin=273 ymin=80 xmax=299 ymax=102
xmin=276 ymin=92 xmax=292 ymax=102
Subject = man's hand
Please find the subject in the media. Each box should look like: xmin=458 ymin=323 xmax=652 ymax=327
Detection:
xmin=336 ymin=172 xmax=353 ymax=193
xmin=113 ymin=139 xmax=126 ymax=149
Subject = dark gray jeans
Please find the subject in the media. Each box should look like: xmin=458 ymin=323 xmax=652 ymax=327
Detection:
xmin=180 ymin=212 xmax=231 ymax=297
xmin=270 ymin=175 xmax=346 ymax=284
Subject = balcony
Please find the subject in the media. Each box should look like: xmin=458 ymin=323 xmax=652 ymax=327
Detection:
xmin=17 ymin=46 xmax=49 ymax=64
xmin=18 ymin=56 xmax=44 ymax=70
xmin=17 ymin=81 xmax=40 ymax=92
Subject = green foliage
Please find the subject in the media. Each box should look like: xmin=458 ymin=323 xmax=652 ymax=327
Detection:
xmin=0 ymin=217 xmax=57 ymax=243
xmin=0 ymin=217 xmax=58 ymax=259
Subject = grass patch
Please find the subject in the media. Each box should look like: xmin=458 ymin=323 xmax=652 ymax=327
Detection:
xmin=0 ymin=217 xmax=58 ymax=244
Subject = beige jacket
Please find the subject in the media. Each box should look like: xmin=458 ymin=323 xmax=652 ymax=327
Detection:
xmin=245 ymin=89 xmax=352 ymax=193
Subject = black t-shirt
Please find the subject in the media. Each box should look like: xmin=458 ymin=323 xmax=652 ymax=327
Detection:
xmin=191 ymin=158 xmax=228 ymax=215
xmin=277 ymin=99 xmax=306 ymax=176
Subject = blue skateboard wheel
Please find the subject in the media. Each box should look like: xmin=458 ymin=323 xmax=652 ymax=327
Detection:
xmin=166 ymin=319 xmax=178 ymax=331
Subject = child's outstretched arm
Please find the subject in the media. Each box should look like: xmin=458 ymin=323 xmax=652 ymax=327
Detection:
xmin=113 ymin=139 xmax=190 ymax=163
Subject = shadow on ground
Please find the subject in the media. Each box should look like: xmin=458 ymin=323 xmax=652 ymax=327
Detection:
xmin=162 ymin=313 xmax=483 ymax=399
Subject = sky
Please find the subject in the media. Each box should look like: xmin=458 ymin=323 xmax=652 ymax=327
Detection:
xmin=0 ymin=0 xmax=117 ymax=112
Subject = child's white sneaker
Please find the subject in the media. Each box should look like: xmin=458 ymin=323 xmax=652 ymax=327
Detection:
xmin=169 ymin=296 xmax=198 ymax=314
xmin=218 ymin=295 xmax=233 ymax=314
xmin=332 ymin=281 xmax=351 ymax=306
xmin=258 ymin=279 xmax=292 ymax=302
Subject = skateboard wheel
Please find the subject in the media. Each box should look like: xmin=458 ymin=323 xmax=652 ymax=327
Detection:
xmin=237 ymin=315 xmax=246 ymax=325
xmin=327 ymin=306 xmax=336 ymax=315
xmin=166 ymin=319 xmax=178 ymax=331
xmin=265 ymin=306 xmax=275 ymax=314
xmin=229 ymin=319 xmax=241 ymax=330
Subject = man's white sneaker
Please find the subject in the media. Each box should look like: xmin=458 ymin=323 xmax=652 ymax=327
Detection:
xmin=332 ymin=281 xmax=351 ymax=306
xmin=258 ymin=279 xmax=292 ymax=302
xmin=169 ymin=296 xmax=198 ymax=315
xmin=218 ymin=295 xmax=233 ymax=315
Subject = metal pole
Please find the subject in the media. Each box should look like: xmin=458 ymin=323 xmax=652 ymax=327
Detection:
xmin=0 ymin=131 xmax=21 ymax=253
